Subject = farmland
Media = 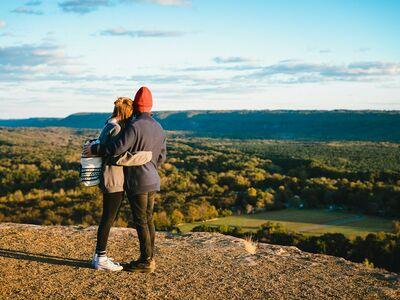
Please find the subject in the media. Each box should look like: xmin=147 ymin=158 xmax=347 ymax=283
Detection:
xmin=178 ymin=209 xmax=393 ymax=238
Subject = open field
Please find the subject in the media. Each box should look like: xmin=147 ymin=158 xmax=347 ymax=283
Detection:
xmin=178 ymin=209 xmax=394 ymax=238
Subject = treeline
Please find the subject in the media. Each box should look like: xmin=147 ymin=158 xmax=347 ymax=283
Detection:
xmin=0 ymin=127 xmax=399 ymax=228
xmin=192 ymin=222 xmax=400 ymax=273
xmin=2 ymin=110 xmax=400 ymax=141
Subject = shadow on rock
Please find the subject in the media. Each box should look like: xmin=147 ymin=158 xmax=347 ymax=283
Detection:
xmin=0 ymin=248 xmax=91 ymax=269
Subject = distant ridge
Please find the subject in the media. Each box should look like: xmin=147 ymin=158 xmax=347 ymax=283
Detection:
xmin=1 ymin=110 xmax=400 ymax=141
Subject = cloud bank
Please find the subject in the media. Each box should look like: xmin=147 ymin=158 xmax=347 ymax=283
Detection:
xmin=0 ymin=44 xmax=81 ymax=81
xmin=1 ymin=41 xmax=399 ymax=98
xmin=247 ymin=61 xmax=400 ymax=83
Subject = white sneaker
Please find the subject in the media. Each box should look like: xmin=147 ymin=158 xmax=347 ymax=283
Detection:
xmin=94 ymin=255 xmax=123 ymax=271
xmin=91 ymin=253 xmax=121 ymax=267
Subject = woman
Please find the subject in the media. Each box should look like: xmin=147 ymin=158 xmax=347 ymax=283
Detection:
xmin=91 ymin=97 xmax=133 ymax=271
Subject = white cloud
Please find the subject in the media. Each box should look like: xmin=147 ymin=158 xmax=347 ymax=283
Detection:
xmin=0 ymin=21 xmax=6 ymax=29
xmin=213 ymin=56 xmax=253 ymax=64
xmin=11 ymin=6 xmax=43 ymax=15
xmin=359 ymin=47 xmax=371 ymax=52
xmin=100 ymin=27 xmax=186 ymax=38
xmin=144 ymin=0 xmax=190 ymax=6
xmin=58 ymin=0 xmax=113 ymax=14
xmin=25 ymin=1 xmax=42 ymax=6
xmin=58 ymin=0 xmax=190 ymax=14
xmin=319 ymin=49 xmax=331 ymax=54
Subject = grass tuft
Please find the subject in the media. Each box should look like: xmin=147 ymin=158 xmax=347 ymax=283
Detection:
xmin=243 ymin=235 xmax=257 ymax=255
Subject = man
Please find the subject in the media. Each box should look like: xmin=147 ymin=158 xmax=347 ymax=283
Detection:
xmin=84 ymin=86 xmax=166 ymax=273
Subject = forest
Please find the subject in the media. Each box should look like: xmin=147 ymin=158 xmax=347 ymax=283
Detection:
xmin=0 ymin=127 xmax=399 ymax=271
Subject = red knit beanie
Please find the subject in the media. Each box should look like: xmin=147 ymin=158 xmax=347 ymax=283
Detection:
xmin=133 ymin=86 xmax=153 ymax=112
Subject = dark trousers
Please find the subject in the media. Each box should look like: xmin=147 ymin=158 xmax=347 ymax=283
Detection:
xmin=96 ymin=191 xmax=124 ymax=252
xmin=127 ymin=191 xmax=156 ymax=260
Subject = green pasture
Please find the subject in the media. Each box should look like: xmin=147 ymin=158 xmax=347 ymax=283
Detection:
xmin=178 ymin=209 xmax=394 ymax=238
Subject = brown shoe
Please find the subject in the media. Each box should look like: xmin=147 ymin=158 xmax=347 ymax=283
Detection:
xmin=124 ymin=259 xmax=155 ymax=273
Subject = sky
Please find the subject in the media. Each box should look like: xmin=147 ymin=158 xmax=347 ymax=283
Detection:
xmin=0 ymin=0 xmax=400 ymax=118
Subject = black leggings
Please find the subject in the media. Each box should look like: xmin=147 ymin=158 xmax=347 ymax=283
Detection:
xmin=96 ymin=191 xmax=124 ymax=253
xmin=127 ymin=191 xmax=156 ymax=260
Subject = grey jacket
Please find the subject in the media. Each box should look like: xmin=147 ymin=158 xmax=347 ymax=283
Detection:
xmin=92 ymin=112 xmax=166 ymax=194
xmin=98 ymin=118 xmax=124 ymax=193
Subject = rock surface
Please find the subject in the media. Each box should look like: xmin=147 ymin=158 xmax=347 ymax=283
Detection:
xmin=0 ymin=223 xmax=399 ymax=299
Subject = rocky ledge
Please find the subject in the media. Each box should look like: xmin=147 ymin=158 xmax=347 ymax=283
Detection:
xmin=0 ymin=223 xmax=399 ymax=299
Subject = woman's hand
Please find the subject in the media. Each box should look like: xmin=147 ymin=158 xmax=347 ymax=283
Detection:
xmin=83 ymin=144 xmax=93 ymax=157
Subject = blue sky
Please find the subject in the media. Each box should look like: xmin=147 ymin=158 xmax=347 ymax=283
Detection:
xmin=1 ymin=0 xmax=400 ymax=118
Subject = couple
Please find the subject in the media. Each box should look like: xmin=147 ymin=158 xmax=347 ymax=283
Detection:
xmin=83 ymin=86 xmax=166 ymax=273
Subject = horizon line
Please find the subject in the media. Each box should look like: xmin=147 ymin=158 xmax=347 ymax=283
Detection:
xmin=1 ymin=108 xmax=400 ymax=121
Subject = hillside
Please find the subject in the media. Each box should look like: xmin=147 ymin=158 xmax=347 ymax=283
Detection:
xmin=0 ymin=223 xmax=398 ymax=299
xmin=1 ymin=110 xmax=400 ymax=141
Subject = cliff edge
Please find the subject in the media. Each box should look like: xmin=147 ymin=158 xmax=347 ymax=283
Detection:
xmin=0 ymin=223 xmax=398 ymax=299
